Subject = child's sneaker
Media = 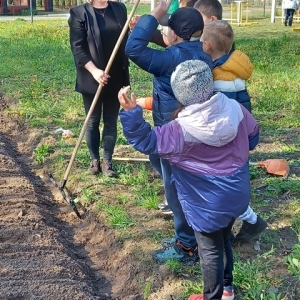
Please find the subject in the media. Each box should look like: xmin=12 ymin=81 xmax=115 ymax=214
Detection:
xmin=152 ymin=241 xmax=199 ymax=266
xmin=160 ymin=237 xmax=176 ymax=248
xmin=189 ymin=295 xmax=204 ymax=300
xmin=161 ymin=205 xmax=173 ymax=215
xmin=189 ymin=286 xmax=234 ymax=300
xmin=235 ymin=216 xmax=267 ymax=242
xmin=158 ymin=201 xmax=167 ymax=209
xmin=222 ymin=285 xmax=234 ymax=300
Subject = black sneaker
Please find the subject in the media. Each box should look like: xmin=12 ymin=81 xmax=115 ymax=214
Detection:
xmin=158 ymin=200 xmax=168 ymax=209
xmin=161 ymin=205 xmax=173 ymax=215
xmin=235 ymin=216 xmax=268 ymax=242
xmin=88 ymin=159 xmax=101 ymax=175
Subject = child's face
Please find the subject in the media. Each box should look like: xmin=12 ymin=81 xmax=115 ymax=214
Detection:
xmin=167 ymin=27 xmax=177 ymax=46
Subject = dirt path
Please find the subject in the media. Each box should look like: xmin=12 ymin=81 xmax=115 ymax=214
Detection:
xmin=0 ymin=118 xmax=113 ymax=299
xmin=0 ymin=94 xmax=142 ymax=300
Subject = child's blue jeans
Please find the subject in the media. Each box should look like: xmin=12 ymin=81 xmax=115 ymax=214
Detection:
xmin=149 ymin=154 xmax=197 ymax=247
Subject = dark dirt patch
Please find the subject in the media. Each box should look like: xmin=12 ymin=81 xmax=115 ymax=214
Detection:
xmin=0 ymin=134 xmax=112 ymax=299
xmin=0 ymin=93 xmax=145 ymax=300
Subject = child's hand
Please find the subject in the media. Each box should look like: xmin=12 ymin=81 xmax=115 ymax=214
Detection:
xmin=151 ymin=0 xmax=173 ymax=21
xmin=118 ymin=86 xmax=137 ymax=111
xmin=129 ymin=15 xmax=140 ymax=31
xmin=136 ymin=97 xmax=146 ymax=109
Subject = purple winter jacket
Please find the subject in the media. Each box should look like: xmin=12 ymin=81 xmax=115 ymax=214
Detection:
xmin=120 ymin=92 xmax=259 ymax=233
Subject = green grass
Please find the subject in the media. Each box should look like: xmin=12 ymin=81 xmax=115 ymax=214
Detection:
xmin=1 ymin=15 xmax=300 ymax=300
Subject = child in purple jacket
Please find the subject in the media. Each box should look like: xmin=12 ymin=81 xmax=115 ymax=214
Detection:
xmin=118 ymin=60 xmax=259 ymax=300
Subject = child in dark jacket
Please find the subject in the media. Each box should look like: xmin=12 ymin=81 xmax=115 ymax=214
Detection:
xmin=118 ymin=60 xmax=259 ymax=300
xmin=126 ymin=0 xmax=212 ymax=266
xmin=126 ymin=4 xmax=211 ymax=127
xmin=138 ymin=1 xmax=267 ymax=246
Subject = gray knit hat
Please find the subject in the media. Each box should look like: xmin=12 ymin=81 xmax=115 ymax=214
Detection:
xmin=170 ymin=60 xmax=214 ymax=106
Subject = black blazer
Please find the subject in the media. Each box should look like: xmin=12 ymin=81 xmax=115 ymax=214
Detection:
xmin=68 ymin=2 xmax=130 ymax=95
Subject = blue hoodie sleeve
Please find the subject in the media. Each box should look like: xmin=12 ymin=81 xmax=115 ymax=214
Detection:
xmin=125 ymin=15 xmax=175 ymax=77
xmin=119 ymin=106 xmax=159 ymax=155
xmin=119 ymin=106 xmax=184 ymax=159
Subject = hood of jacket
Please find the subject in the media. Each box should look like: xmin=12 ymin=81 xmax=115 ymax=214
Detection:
xmin=176 ymin=92 xmax=244 ymax=147
xmin=213 ymin=50 xmax=253 ymax=81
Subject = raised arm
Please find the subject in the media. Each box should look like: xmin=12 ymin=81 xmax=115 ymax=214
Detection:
xmin=125 ymin=15 xmax=175 ymax=77
xmin=125 ymin=0 xmax=174 ymax=76
xmin=118 ymin=86 xmax=183 ymax=157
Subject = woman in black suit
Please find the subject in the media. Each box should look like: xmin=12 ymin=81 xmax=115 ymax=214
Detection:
xmin=68 ymin=0 xmax=130 ymax=177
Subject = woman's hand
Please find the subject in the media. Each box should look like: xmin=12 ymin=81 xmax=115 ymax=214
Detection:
xmin=118 ymin=86 xmax=137 ymax=111
xmin=91 ymin=68 xmax=110 ymax=85
xmin=151 ymin=0 xmax=173 ymax=21
xmin=85 ymin=61 xmax=110 ymax=85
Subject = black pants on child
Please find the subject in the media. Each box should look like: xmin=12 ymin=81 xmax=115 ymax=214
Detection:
xmin=284 ymin=9 xmax=295 ymax=26
xmin=194 ymin=219 xmax=235 ymax=300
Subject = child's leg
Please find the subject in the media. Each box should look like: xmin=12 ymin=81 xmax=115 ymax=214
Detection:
xmin=284 ymin=9 xmax=289 ymax=26
xmin=152 ymin=159 xmax=198 ymax=266
xmin=238 ymin=205 xmax=257 ymax=224
xmin=223 ymin=224 xmax=235 ymax=300
xmin=236 ymin=206 xmax=267 ymax=242
xmin=288 ymin=9 xmax=295 ymax=26
xmin=194 ymin=228 xmax=227 ymax=299
xmin=223 ymin=221 xmax=235 ymax=287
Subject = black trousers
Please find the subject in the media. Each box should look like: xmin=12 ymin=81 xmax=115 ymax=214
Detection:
xmin=284 ymin=9 xmax=295 ymax=26
xmin=82 ymin=75 xmax=123 ymax=162
xmin=194 ymin=219 xmax=235 ymax=300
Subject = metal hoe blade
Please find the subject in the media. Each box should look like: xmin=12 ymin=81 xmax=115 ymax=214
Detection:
xmin=48 ymin=173 xmax=83 ymax=218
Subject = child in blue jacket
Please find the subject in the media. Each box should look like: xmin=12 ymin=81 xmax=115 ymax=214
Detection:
xmin=118 ymin=60 xmax=259 ymax=300
xmin=126 ymin=0 xmax=212 ymax=266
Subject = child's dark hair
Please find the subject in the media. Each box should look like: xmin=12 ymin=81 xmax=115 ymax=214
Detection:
xmin=180 ymin=0 xmax=198 ymax=7
xmin=194 ymin=0 xmax=222 ymax=20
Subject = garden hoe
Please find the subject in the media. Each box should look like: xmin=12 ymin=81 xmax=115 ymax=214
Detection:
xmin=112 ymin=158 xmax=290 ymax=178
xmin=113 ymin=157 xmax=150 ymax=162
xmin=48 ymin=0 xmax=141 ymax=218
xmin=249 ymin=159 xmax=290 ymax=178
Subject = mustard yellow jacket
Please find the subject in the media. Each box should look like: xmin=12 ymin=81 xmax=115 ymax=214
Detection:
xmin=212 ymin=50 xmax=253 ymax=112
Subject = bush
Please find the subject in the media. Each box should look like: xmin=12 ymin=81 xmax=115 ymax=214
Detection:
xmin=20 ymin=9 xmax=39 ymax=15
